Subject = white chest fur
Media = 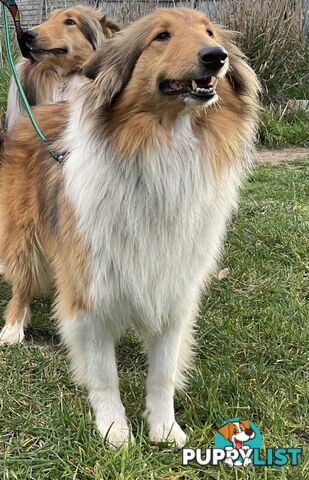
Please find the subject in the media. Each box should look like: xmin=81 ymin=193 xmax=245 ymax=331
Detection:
xmin=64 ymin=112 xmax=240 ymax=333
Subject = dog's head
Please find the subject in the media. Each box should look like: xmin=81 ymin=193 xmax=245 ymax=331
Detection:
xmin=218 ymin=420 xmax=255 ymax=448
xmin=83 ymin=7 xmax=258 ymax=116
xmin=23 ymin=6 xmax=120 ymax=71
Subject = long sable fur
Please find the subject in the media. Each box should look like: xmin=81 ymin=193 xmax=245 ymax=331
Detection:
xmin=6 ymin=6 xmax=120 ymax=129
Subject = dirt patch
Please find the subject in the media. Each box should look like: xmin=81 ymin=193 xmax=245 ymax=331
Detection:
xmin=255 ymin=147 xmax=309 ymax=164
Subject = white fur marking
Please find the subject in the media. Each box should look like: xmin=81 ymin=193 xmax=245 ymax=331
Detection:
xmin=59 ymin=92 xmax=247 ymax=447
xmin=0 ymin=323 xmax=24 ymax=345
xmin=64 ymin=104 xmax=240 ymax=333
xmin=59 ymin=311 xmax=133 ymax=448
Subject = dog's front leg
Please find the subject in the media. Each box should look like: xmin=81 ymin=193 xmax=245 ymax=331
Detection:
xmin=59 ymin=311 xmax=133 ymax=449
xmin=145 ymin=322 xmax=187 ymax=448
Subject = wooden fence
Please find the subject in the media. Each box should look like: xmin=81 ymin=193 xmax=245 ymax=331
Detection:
xmin=0 ymin=1 xmax=266 ymax=27
xmin=1 ymin=0 xmax=308 ymax=28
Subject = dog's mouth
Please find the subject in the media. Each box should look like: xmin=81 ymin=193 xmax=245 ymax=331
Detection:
xmin=160 ymin=77 xmax=217 ymax=101
xmin=235 ymin=439 xmax=243 ymax=449
xmin=27 ymin=45 xmax=68 ymax=56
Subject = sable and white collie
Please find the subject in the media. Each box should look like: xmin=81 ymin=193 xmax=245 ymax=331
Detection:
xmin=0 ymin=8 xmax=259 ymax=448
xmin=6 ymin=5 xmax=120 ymax=129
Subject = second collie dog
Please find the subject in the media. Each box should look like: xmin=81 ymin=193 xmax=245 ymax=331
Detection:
xmin=0 ymin=8 xmax=259 ymax=448
xmin=6 ymin=5 xmax=120 ymax=129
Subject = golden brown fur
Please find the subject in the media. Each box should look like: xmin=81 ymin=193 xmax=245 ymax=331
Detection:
xmin=0 ymin=105 xmax=89 ymax=324
xmin=6 ymin=6 xmax=120 ymax=129
xmin=0 ymin=8 xmax=260 ymax=448
xmin=0 ymin=5 xmax=259 ymax=352
xmin=83 ymin=8 xmax=259 ymax=165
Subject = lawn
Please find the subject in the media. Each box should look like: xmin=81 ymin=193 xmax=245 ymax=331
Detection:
xmin=0 ymin=160 xmax=308 ymax=479
xmin=257 ymin=109 xmax=309 ymax=149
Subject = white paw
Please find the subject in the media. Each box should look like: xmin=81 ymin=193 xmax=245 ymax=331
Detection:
xmin=149 ymin=421 xmax=187 ymax=448
xmin=97 ymin=418 xmax=134 ymax=450
xmin=0 ymin=263 xmax=5 ymax=275
xmin=0 ymin=323 xmax=25 ymax=345
xmin=243 ymin=457 xmax=252 ymax=467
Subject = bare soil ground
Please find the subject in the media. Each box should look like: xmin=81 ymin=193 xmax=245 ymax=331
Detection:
xmin=255 ymin=147 xmax=309 ymax=164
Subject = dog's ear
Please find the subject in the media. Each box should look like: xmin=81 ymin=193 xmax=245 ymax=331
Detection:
xmin=79 ymin=15 xmax=105 ymax=50
xmin=216 ymin=25 xmax=261 ymax=99
xmin=83 ymin=30 xmax=144 ymax=107
xmin=100 ymin=16 xmax=121 ymax=38
xmin=240 ymin=420 xmax=251 ymax=430
xmin=217 ymin=423 xmax=231 ymax=440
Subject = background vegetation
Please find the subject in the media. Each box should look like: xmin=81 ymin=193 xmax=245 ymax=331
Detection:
xmin=1 ymin=0 xmax=309 ymax=146
xmin=215 ymin=0 xmax=309 ymax=148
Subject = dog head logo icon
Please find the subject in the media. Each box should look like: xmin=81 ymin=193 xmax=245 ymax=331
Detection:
xmin=218 ymin=420 xmax=255 ymax=449
xmin=215 ymin=418 xmax=262 ymax=467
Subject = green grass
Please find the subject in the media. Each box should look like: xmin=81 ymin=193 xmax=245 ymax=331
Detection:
xmin=0 ymin=160 xmax=308 ymax=479
xmin=0 ymin=32 xmax=15 ymax=117
xmin=257 ymin=109 xmax=309 ymax=149
xmin=0 ymin=63 xmax=10 ymax=124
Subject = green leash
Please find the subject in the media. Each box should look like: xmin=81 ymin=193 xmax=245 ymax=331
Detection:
xmin=1 ymin=3 xmax=65 ymax=163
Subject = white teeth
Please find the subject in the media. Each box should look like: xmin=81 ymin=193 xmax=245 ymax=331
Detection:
xmin=196 ymin=87 xmax=213 ymax=93
xmin=191 ymin=80 xmax=197 ymax=91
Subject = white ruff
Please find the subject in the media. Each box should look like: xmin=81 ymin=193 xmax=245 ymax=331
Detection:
xmin=63 ymin=101 xmax=242 ymax=336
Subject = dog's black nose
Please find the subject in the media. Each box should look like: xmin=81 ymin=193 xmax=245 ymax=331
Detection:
xmin=245 ymin=428 xmax=254 ymax=436
xmin=24 ymin=30 xmax=38 ymax=45
xmin=198 ymin=47 xmax=228 ymax=70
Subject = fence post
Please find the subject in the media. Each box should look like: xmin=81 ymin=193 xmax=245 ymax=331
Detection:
xmin=37 ymin=0 xmax=44 ymax=23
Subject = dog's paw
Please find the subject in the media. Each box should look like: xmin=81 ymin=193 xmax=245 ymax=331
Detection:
xmin=149 ymin=421 xmax=187 ymax=448
xmin=0 ymin=263 xmax=5 ymax=275
xmin=0 ymin=324 xmax=24 ymax=345
xmin=97 ymin=419 xmax=134 ymax=450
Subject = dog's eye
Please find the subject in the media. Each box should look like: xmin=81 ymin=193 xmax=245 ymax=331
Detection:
xmin=206 ymin=29 xmax=214 ymax=37
xmin=64 ymin=19 xmax=76 ymax=26
xmin=154 ymin=31 xmax=170 ymax=42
